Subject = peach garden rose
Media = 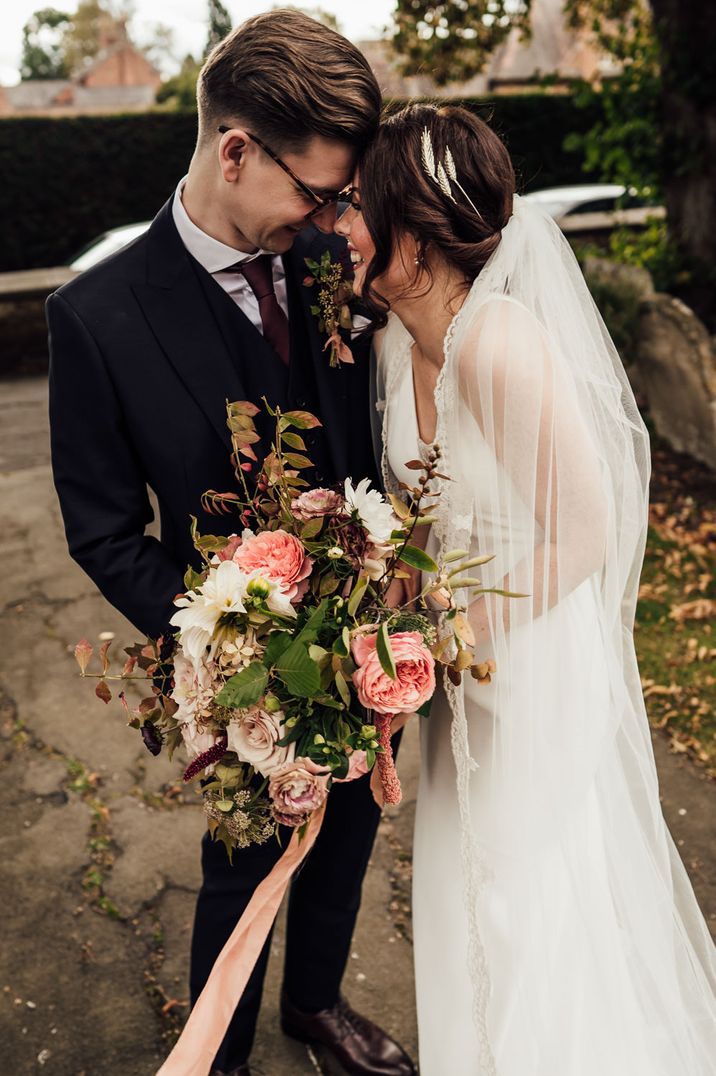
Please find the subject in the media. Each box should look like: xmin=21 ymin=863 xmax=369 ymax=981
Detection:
xmin=231 ymin=528 xmax=313 ymax=603
xmin=351 ymin=630 xmax=436 ymax=715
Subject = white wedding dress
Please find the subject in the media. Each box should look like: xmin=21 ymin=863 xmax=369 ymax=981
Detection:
xmin=374 ymin=199 xmax=716 ymax=1075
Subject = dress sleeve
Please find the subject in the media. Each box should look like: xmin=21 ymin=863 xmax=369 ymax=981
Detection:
xmin=455 ymin=296 xmax=609 ymax=646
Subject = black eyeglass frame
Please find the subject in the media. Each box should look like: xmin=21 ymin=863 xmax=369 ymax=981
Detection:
xmin=217 ymin=126 xmax=354 ymax=219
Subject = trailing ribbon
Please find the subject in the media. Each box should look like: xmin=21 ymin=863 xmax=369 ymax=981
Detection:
xmin=156 ymin=803 xmax=327 ymax=1076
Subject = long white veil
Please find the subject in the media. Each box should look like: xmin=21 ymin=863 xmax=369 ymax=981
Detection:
xmin=376 ymin=196 xmax=716 ymax=1073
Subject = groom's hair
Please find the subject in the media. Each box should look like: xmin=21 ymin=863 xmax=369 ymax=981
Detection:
xmin=197 ymin=9 xmax=381 ymax=152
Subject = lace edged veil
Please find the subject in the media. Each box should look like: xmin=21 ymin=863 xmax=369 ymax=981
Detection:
xmin=374 ymin=196 xmax=716 ymax=1074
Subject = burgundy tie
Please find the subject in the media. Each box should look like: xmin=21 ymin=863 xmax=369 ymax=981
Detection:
xmin=239 ymin=254 xmax=290 ymax=367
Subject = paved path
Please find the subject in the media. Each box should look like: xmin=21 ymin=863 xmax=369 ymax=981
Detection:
xmin=0 ymin=378 xmax=713 ymax=1075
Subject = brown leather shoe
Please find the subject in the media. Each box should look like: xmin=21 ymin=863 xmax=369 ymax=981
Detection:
xmin=280 ymin=989 xmax=417 ymax=1075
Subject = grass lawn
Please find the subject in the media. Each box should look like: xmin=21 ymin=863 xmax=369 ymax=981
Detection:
xmin=636 ymin=433 xmax=716 ymax=777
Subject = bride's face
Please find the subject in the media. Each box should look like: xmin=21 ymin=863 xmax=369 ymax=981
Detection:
xmin=334 ymin=172 xmax=418 ymax=303
xmin=334 ymin=179 xmax=373 ymax=296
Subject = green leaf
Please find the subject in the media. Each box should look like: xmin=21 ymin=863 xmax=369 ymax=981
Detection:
xmin=216 ymin=662 xmax=268 ymax=709
xmin=282 ymin=431 xmax=306 ymax=451
xmin=183 ymin=565 xmax=204 ymax=591
xmin=295 ymin=599 xmax=329 ymax=644
xmin=443 ymin=549 xmax=469 ymax=563
xmin=478 ymin=587 xmax=530 ymax=599
xmin=284 ymin=452 xmax=313 ymax=469
xmin=448 ymin=554 xmax=495 ymax=576
xmin=301 ymin=517 xmax=323 ymax=540
xmin=398 ymin=545 xmax=439 ymax=572
xmin=335 ymin=668 xmax=351 ymax=708
xmin=417 ymin=698 xmax=432 ymax=718
xmin=195 ymin=533 xmax=230 ymax=554
xmin=377 ymin=622 xmax=397 ymax=680
xmin=347 ymin=575 xmax=370 ymax=617
xmin=281 ymin=410 xmax=322 ymax=430
xmin=276 ymin=641 xmax=321 ymax=697
xmin=319 ymin=572 xmax=340 ymax=596
xmin=264 ymin=631 xmax=292 ymax=667
xmin=333 ymin=632 xmax=349 ymax=658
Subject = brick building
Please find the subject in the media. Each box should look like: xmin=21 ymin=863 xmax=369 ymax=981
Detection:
xmin=0 ymin=17 xmax=160 ymax=117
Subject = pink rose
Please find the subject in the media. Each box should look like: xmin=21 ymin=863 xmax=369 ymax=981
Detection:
xmin=291 ymin=488 xmax=344 ymax=521
xmin=334 ymin=749 xmax=370 ymax=784
xmin=351 ymin=630 xmax=435 ymax=715
xmin=268 ymin=757 xmax=329 ymax=827
xmin=215 ymin=534 xmax=243 ymax=562
xmin=231 ymin=529 xmax=313 ymax=603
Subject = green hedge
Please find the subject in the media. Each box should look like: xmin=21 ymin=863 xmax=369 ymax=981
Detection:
xmin=0 ymin=96 xmax=601 ymax=272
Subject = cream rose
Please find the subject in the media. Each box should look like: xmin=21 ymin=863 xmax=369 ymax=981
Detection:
xmin=226 ymin=706 xmax=295 ymax=777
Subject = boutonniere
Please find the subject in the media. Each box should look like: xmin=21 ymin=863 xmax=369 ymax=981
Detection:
xmin=303 ymin=250 xmax=355 ymax=367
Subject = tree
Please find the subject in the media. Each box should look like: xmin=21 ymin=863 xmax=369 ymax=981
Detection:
xmin=20 ymin=8 xmax=71 ymax=80
xmin=156 ymin=53 xmax=201 ymax=109
xmin=61 ymin=0 xmax=120 ymax=74
xmin=204 ymin=0 xmax=232 ymax=57
xmin=646 ymin=0 xmax=716 ymax=321
xmin=391 ymin=0 xmax=716 ymax=326
xmin=392 ymin=0 xmax=530 ymax=86
xmin=279 ymin=5 xmax=341 ymax=32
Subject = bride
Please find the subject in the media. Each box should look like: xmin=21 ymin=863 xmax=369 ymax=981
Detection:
xmin=336 ymin=103 xmax=716 ymax=1075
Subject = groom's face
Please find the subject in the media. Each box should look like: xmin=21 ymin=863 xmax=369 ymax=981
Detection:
xmin=220 ymin=130 xmax=355 ymax=252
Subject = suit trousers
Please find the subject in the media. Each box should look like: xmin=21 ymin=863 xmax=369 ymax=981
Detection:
xmin=189 ymin=732 xmax=401 ymax=1070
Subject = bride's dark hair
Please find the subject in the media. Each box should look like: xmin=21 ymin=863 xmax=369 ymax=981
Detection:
xmin=358 ymin=103 xmax=515 ymax=328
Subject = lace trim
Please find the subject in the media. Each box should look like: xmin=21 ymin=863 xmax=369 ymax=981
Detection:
xmin=379 ymin=311 xmax=495 ymax=1071
xmin=436 ymin=309 xmax=497 ymax=1075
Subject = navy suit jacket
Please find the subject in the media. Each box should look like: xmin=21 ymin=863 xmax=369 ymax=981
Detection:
xmin=47 ymin=199 xmax=377 ymax=639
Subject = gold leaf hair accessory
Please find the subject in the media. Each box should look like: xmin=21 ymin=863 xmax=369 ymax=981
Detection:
xmin=420 ymin=127 xmax=485 ymax=225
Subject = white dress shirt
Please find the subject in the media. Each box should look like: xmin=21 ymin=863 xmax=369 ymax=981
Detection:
xmin=171 ymin=177 xmax=289 ymax=334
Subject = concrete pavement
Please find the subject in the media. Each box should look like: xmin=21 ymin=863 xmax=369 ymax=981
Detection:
xmin=0 ymin=377 xmax=713 ymax=1075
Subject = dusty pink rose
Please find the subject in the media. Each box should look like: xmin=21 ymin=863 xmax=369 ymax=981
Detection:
xmin=268 ymin=757 xmax=329 ymax=827
xmin=334 ymin=749 xmax=370 ymax=784
xmin=231 ymin=529 xmax=313 ymax=603
xmin=215 ymin=534 xmax=243 ymax=563
xmin=291 ymin=488 xmax=344 ymax=521
xmin=351 ymin=631 xmax=435 ymax=715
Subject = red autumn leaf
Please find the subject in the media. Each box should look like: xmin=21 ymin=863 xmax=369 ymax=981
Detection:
xmin=95 ymin=680 xmax=112 ymax=704
xmin=99 ymin=639 xmax=112 ymax=675
xmin=122 ymin=655 xmax=137 ymax=677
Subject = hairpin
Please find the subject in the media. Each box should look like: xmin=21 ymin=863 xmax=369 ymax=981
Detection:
xmin=420 ymin=127 xmax=485 ymax=225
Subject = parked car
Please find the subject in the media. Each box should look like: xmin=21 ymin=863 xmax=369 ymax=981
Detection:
xmin=522 ymin=184 xmax=664 ymax=233
xmin=69 ymin=222 xmax=150 ymax=272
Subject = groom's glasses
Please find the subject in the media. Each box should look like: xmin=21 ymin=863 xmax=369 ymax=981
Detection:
xmin=218 ymin=126 xmax=352 ymax=219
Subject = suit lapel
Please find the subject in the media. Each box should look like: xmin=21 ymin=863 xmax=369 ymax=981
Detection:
xmin=131 ymin=200 xmax=246 ymax=456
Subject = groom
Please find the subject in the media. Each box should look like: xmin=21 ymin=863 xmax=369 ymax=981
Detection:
xmin=47 ymin=11 xmax=414 ymax=1076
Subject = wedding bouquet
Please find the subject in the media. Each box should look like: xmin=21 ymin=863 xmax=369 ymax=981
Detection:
xmin=75 ymin=400 xmax=495 ymax=855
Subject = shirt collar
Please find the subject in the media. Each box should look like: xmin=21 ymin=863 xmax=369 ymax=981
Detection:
xmin=172 ymin=176 xmax=283 ymax=275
